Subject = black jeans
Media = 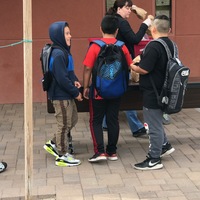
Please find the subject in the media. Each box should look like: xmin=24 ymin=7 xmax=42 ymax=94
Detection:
xmin=89 ymin=97 xmax=121 ymax=154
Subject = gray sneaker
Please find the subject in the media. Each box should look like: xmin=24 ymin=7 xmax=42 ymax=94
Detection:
xmin=55 ymin=153 xmax=81 ymax=167
xmin=43 ymin=140 xmax=59 ymax=157
xmin=162 ymin=113 xmax=171 ymax=125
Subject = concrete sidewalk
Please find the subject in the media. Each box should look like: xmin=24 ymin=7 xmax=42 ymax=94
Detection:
xmin=0 ymin=103 xmax=200 ymax=200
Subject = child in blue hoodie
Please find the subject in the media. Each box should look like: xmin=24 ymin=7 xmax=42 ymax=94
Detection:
xmin=43 ymin=21 xmax=82 ymax=167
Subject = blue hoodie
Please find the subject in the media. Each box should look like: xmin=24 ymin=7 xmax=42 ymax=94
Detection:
xmin=47 ymin=21 xmax=79 ymax=100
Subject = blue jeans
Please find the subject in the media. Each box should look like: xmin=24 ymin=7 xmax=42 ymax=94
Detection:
xmin=125 ymin=110 xmax=144 ymax=133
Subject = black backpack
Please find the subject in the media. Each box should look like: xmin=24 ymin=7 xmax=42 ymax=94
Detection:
xmin=150 ymin=39 xmax=190 ymax=114
xmin=40 ymin=44 xmax=68 ymax=91
xmin=91 ymin=40 xmax=129 ymax=99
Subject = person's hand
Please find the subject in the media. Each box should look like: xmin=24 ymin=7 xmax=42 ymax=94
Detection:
xmin=83 ymin=87 xmax=90 ymax=99
xmin=142 ymin=14 xmax=154 ymax=27
xmin=133 ymin=55 xmax=141 ymax=64
xmin=132 ymin=5 xmax=147 ymax=20
xmin=147 ymin=15 xmax=154 ymax=21
xmin=130 ymin=69 xmax=140 ymax=83
xmin=75 ymin=92 xmax=83 ymax=101
xmin=74 ymin=81 xmax=81 ymax=88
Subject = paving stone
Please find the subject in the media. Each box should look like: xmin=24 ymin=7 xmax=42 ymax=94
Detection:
xmin=0 ymin=103 xmax=200 ymax=199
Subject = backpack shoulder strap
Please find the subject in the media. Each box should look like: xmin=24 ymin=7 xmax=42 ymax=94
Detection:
xmin=115 ymin=40 xmax=124 ymax=47
xmin=155 ymin=38 xmax=172 ymax=59
xmin=92 ymin=40 xmax=106 ymax=47
xmin=155 ymin=38 xmax=179 ymax=59
xmin=52 ymin=45 xmax=69 ymax=56
xmin=48 ymin=45 xmax=69 ymax=74
xmin=92 ymin=40 xmax=124 ymax=48
xmin=171 ymin=41 xmax=179 ymax=58
xmin=51 ymin=45 xmax=69 ymax=64
xmin=148 ymin=39 xmax=172 ymax=105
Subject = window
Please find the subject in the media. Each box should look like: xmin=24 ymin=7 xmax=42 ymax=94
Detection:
xmin=155 ymin=0 xmax=172 ymax=24
xmin=106 ymin=0 xmax=115 ymax=12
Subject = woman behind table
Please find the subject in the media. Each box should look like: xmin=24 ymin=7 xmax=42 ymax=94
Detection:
xmin=106 ymin=0 xmax=154 ymax=137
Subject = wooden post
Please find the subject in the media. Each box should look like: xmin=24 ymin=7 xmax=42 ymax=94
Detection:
xmin=23 ymin=0 xmax=33 ymax=199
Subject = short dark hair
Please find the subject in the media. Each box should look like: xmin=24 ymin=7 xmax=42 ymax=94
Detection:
xmin=101 ymin=15 xmax=119 ymax=34
xmin=155 ymin=15 xmax=170 ymax=21
xmin=153 ymin=15 xmax=170 ymax=33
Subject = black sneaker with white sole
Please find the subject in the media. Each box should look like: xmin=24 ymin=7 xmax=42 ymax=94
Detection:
xmin=132 ymin=127 xmax=147 ymax=137
xmin=88 ymin=153 xmax=107 ymax=162
xmin=161 ymin=142 xmax=175 ymax=157
xmin=134 ymin=156 xmax=163 ymax=170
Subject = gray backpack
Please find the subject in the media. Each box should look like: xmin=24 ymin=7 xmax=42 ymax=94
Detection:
xmin=150 ymin=39 xmax=190 ymax=114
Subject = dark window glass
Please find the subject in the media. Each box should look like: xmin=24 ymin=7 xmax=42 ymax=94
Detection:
xmin=155 ymin=0 xmax=172 ymax=25
xmin=106 ymin=0 xmax=115 ymax=12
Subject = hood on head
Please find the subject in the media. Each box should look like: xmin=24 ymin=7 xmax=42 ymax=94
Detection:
xmin=49 ymin=21 xmax=70 ymax=52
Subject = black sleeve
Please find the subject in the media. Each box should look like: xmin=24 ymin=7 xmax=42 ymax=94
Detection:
xmin=139 ymin=42 xmax=160 ymax=72
xmin=118 ymin=20 xmax=148 ymax=45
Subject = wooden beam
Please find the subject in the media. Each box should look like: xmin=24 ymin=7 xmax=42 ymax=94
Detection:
xmin=23 ymin=0 xmax=33 ymax=199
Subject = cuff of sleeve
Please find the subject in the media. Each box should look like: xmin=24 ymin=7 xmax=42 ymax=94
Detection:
xmin=143 ymin=18 xmax=152 ymax=27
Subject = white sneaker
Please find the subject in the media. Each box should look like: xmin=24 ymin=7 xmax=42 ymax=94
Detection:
xmin=55 ymin=153 xmax=81 ymax=167
xmin=43 ymin=140 xmax=59 ymax=157
xmin=0 ymin=162 xmax=7 ymax=173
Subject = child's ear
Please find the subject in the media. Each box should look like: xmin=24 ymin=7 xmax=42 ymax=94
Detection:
xmin=151 ymin=26 xmax=156 ymax=35
xmin=100 ymin=26 xmax=103 ymax=34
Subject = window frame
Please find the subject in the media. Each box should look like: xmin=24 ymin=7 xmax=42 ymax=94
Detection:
xmin=154 ymin=0 xmax=175 ymax=35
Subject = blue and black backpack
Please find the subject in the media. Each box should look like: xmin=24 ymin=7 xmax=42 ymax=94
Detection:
xmin=91 ymin=40 xmax=129 ymax=99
